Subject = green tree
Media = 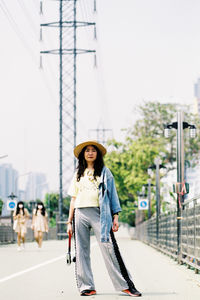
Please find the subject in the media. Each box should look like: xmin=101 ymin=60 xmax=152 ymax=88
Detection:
xmin=105 ymin=102 xmax=200 ymax=226
xmin=44 ymin=193 xmax=71 ymax=227
xmin=131 ymin=102 xmax=200 ymax=166
xmin=0 ymin=198 xmax=4 ymax=215
xmin=105 ymin=137 xmax=161 ymax=225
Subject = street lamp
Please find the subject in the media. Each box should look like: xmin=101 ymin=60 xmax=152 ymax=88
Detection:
xmin=8 ymin=192 xmax=17 ymax=201
xmin=148 ymin=158 xmax=166 ymax=242
xmin=164 ymin=111 xmax=196 ymax=262
xmin=164 ymin=122 xmax=196 ymax=138
xmin=8 ymin=192 xmax=17 ymax=242
xmin=136 ymin=191 xmax=146 ymax=225
xmin=143 ymin=180 xmax=154 ymax=219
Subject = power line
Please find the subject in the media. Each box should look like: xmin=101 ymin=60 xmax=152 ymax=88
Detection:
xmin=79 ymin=0 xmax=111 ymax=131
xmin=0 ymin=0 xmax=37 ymax=63
xmin=0 ymin=1 xmax=58 ymax=108
xmin=17 ymin=0 xmax=38 ymax=36
xmin=32 ymin=0 xmax=40 ymax=13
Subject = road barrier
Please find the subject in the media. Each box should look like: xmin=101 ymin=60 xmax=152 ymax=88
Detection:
xmin=0 ymin=225 xmax=57 ymax=244
xmin=135 ymin=195 xmax=200 ymax=274
xmin=56 ymin=220 xmax=68 ymax=239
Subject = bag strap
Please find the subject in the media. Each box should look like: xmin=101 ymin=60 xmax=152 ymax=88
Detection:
xmin=102 ymin=168 xmax=105 ymax=197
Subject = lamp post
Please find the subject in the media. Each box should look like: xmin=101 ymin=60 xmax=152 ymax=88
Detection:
xmin=136 ymin=191 xmax=146 ymax=225
xmin=0 ymin=154 xmax=8 ymax=216
xmin=154 ymin=157 xmax=161 ymax=217
xmin=148 ymin=158 xmax=166 ymax=242
xmin=164 ymin=111 xmax=196 ymax=262
xmin=8 ymin=192 xmax=17 ymax=242
xmin=143 ymin=179 xmax=154 ymax=219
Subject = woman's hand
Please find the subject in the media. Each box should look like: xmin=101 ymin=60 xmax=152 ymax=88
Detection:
xmin=67 ymin=223 xmax=73 ymax=236
xmin=112 ymin=215 xmax=119 ymax=232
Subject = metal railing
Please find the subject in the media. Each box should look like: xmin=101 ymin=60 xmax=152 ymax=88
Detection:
xmin=0 ymin=225 xmax=57 ymax=244
xmin=135 ymin=195 xmax=200 ymax=273
xmin=181 ymin=195 xmax=200 ymax=272
xmin=56 ymin=220 xmax=68 ymax=239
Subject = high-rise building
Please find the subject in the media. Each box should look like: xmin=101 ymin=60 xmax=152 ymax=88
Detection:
xmin=0 ymin=164 xmax=18 ymax=216
xmin=194 ymin=78 xmax=200 ymax=115
xmin=25 ymin=172 xmax=48 ymax=202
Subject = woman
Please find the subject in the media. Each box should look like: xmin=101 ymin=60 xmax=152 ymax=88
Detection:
xmin=67 ymin=141 xmax=142 ymax=297
xmin=13 ymin=201 xmax=29 ymax=251
xmin=31 ymin=202 xmax=48 ymax=249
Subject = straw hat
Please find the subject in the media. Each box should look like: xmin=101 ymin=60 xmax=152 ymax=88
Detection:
xmin=74 ymin=140 xmax=107 ymax=158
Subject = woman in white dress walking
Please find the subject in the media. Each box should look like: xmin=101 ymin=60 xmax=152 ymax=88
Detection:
xmin=31 ymin=202 xmax=48 ymax=249
xmin=13 ymin=201 xmax=29 ymax=251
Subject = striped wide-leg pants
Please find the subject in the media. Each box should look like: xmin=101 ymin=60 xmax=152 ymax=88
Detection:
xmin=74 ymin=207 xmax=136 ymax=293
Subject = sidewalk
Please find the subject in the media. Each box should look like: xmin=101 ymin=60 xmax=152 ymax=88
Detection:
xmin=0 ymin=229 xmax=200 ymax=299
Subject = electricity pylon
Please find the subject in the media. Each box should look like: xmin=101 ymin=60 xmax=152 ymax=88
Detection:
xmin=40 ymin=0 xmax=96 ymax=220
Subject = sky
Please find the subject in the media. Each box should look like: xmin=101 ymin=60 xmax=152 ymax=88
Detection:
xmin=0 ymin=0 xmax=200 ymax=191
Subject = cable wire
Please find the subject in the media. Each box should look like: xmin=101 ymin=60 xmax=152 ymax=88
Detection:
xmin=17 ymin=0 xmax=39 ymax=37
xmin=0 ymin=0 xmax=38 ymax=63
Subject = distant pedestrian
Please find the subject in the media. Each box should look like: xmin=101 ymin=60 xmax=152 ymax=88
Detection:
xmin=67 ymin=141 xmax=142 ymax=297
xmin=13 ymin=201 xmax=29 ymax=251
xmin=31 ymin=202 xmax=48 ymax=249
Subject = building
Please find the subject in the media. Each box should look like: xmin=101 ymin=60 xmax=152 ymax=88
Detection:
xmin=194 ymin=78 xmax=200 ymax=115
xmin=18 ymin=189 xmax=26 ymax=202
xmin=0 ymin=164 xmax=18 ymax=216
xmin=25 ymin=172 xmax=48 ymax=202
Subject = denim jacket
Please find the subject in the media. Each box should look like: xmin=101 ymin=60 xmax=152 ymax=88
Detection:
xmin=99 ymin=166 xmax=121 ymax=242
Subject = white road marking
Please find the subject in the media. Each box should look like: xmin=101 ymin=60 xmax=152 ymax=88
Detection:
xmin=0 ymin=241 xmax=98 ymax=283
xmin=0 ymin=255 xmax=65 ymax=283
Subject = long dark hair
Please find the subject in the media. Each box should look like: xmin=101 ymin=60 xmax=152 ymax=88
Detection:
xmin=35 ymin=202 xmax=46 ymax=216
xmin=77 ymin=145 xmax=104 ymax=181
xmin=16 ymin=201 xmax=25 ymax=216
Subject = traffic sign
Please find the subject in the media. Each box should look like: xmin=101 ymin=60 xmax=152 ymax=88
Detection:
xmin=7 ymin=200 xmax=17 ymax=211
xmin=138 ymin=198 xmax=149 ymax=210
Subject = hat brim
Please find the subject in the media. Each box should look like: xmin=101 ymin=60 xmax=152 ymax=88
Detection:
xmin=74 ymin=141 xmax=107 ymax=158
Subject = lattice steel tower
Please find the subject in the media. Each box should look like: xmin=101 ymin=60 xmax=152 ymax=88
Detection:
xmin=40 ymin=0 xmax=96 ymax=219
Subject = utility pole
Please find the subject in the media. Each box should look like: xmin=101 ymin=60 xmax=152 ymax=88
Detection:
xmin=176 ymin=111 xmax=184 ymax=262
xmin=154 ymin=157 xmax=161 ymax=241
xmin=147 ymin=179 xmax=152 ymax=219
xmin=164 ymin=111 xmax=196 ymax=262
xmin=8 ymin=192 xmax=17 ymax=243
xmin=143 ymin=179 xmax=154 ymax=220
xmin=40 ymin=0 xmax=96 ymax=221
xmin=148 ymin=160 xmax=166 ymax=242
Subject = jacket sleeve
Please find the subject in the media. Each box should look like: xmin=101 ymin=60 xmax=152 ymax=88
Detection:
xmin=108 ymin=175 xmax=122 ymax=215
